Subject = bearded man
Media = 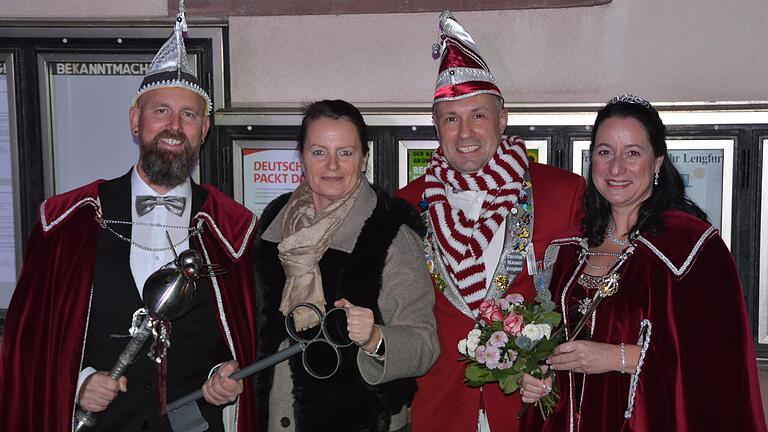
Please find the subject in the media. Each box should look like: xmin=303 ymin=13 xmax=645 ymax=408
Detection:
xmin=396 ymin=11 xmax=585 ymax=432
xmin=0 ymin=7 xmax=258 ymax=432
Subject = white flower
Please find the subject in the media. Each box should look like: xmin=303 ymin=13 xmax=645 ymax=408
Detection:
xmin=540 ymin=324 xmax=552 ymax=340
xmin=466 ymin=328 xmax=482 ymax=355
xmin=521 ymin=323 xmax=552 ymax=342
xmin=458 ymin=338 xmax=469 ymax=356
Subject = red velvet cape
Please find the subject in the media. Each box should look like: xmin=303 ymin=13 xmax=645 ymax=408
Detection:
xmin=0 ymin=179 xmax=259 ymax=432
xmin=541 ymin=210 xmax=766 ymax=432
xmin=396 ymin=162 xmax=585 ymax=432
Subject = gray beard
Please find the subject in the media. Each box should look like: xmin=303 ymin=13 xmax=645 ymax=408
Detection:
xmin=139 ymin=138 xmax=198 ymax=188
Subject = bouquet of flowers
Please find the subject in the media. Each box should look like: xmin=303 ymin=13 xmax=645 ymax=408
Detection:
xmin=458 ymin=289 xmax=563 ymax=417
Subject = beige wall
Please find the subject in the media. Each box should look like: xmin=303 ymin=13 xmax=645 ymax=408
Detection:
xmin=1 ymin=0 xmax=766 ymax=104
xmin=0 ymin=0 xmax=165 ymax=17
xmin=229 ymin=0 xmax=768 ymax=105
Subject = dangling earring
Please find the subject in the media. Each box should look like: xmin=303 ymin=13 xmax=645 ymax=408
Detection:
xmin=654 ymin=170 xmax=659 ymax=186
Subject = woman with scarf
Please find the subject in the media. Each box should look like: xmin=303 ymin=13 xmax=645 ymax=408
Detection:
xmin=252 ymin=99 xmax=440 ymax=432
xmin=520 ymin=95 xmax=766 ymax=431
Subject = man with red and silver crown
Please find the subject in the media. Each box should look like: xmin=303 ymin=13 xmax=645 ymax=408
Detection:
xmin=396 ymin=11 xmax=585 ymax=432
xmin=0 ymin=2 xmax=258 ymax=431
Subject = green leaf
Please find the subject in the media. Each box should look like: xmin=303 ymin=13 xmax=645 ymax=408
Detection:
xmin=541 ymin=312 xmax=562 ymax=326
xmin=499 ymin=373 xmax=521 ymax=394
xmin=465 ymin=380 xmax=485 ymax=388
xmin=465 ymin=364 xmax=493 ymax=382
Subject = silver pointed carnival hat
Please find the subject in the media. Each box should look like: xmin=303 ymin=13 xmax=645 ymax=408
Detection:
xmin=131 ymin=0 xmax=212 ymax=115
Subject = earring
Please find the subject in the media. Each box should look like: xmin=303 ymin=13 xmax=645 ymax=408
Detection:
xmin=654 ymin=170 xmax=659 ymax=186
xmin=133 ymin=129 xmax=138 ymax=134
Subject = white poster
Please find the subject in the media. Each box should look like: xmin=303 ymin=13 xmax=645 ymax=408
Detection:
xmin=242 ymin=148 xmax=304 ymax=217
xmin=0 ymin=61 xmax=16 ymax=309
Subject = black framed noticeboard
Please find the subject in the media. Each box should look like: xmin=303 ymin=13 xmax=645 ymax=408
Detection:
xmin=0 ymin=56 xmax=20 ymax=313
xmin=759 ymin=137 xmax=768 ymax=352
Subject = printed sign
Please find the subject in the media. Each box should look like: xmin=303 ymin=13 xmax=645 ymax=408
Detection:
xmin=242 ymin=148 xmax=304 ymax=217
xmin=407 ymin=149 xmax=433 ymax=183
xmin=50 ymin=62 xmax=150 ymax=76
xmin=527 ymin=149 xmax=540 ymax=163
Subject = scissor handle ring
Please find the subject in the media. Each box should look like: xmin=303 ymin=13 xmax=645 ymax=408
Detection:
xmin=285 ymin=303 xmax=325 ymax=343
xmin=301 ymin=339 xmax=342 ymax=379
xmin=321 ymin=307 xmax=354 ymax=347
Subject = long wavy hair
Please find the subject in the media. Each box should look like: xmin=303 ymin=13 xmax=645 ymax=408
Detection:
xmin=582 ymin=99 xmax=707 ymax=247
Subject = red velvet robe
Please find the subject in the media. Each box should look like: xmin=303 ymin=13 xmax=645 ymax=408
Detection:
xmin=396 ymin=161 xmax=585 ymax=432
xmin=542 ymin=210 xmax=766 ymax=432
xmin=0 ymin=179 xmax=260 ymax=432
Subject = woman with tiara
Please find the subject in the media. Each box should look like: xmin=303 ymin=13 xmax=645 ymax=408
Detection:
xmin=520 ymin=95 xmax=766 ymax=431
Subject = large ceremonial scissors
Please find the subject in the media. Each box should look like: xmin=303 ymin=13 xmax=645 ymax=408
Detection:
xmin=166 ymin=302 xmax=352 ymax=432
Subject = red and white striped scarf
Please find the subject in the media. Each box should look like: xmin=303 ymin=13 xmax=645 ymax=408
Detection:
xmin=424 ymin=136 xmax=529 ymax=314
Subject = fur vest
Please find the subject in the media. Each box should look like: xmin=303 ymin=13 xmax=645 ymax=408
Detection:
xmin=253 ymin=188 xmax=425 ymax=432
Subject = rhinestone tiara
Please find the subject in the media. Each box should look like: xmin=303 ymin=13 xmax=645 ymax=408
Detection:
xmin=607 ymin=94 xmax=652 ymax=109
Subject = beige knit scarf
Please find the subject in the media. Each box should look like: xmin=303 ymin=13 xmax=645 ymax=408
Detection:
xmin=277 ymin=178 xmax=363 ymax=330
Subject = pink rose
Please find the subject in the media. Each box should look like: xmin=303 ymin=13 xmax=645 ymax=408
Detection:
xmin=478 ymin=299 xmax=503 ymax=325
xmin=503 ymin=313 xmax=525 ymax=336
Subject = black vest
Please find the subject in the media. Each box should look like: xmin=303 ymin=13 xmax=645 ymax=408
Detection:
xmin=253 ymin=188 xmax=425 ymax=432
xmin=86 ymin=174 xmax=228 ymax=432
